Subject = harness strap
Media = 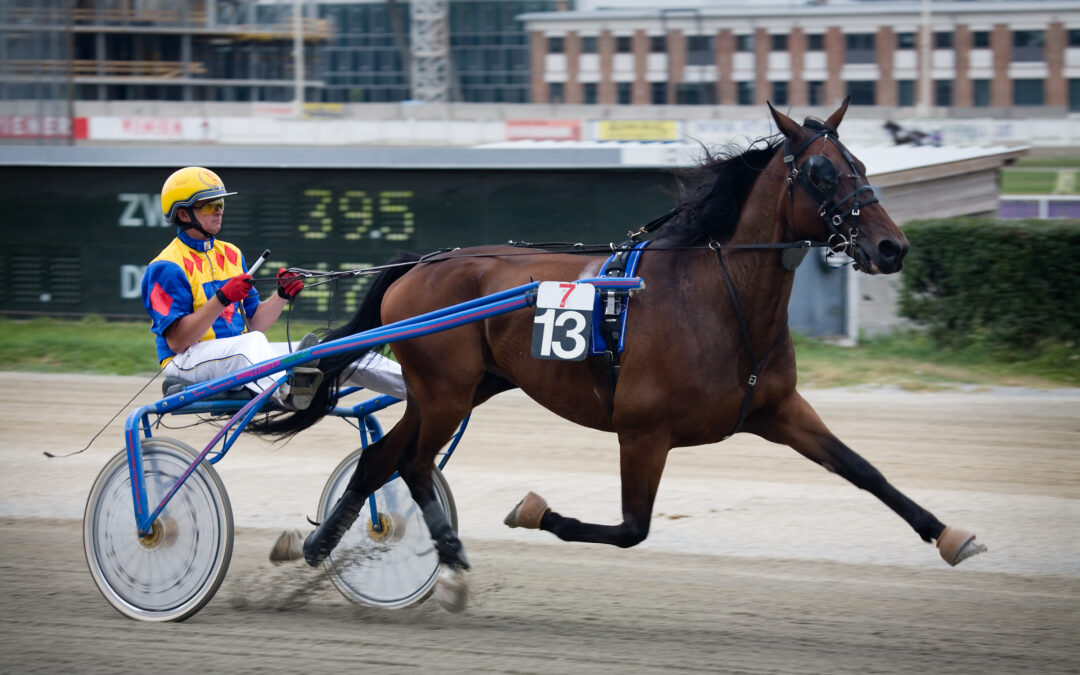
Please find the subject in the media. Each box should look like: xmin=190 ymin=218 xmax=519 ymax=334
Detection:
xmin=714 ymin=244 xmax=790 ymax=439
xmin=595 ymin=241 xmax=650 ymax=391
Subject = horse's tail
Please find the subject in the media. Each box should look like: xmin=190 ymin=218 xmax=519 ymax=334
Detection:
xmin=249 ymin=252 xmax=421 ymax=439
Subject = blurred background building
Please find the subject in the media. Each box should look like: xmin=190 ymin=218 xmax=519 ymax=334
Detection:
xmin=2 ymin=0 xmax=1079 ymax=146
xmin=0 ymin=0 xmax=1072 ymax=337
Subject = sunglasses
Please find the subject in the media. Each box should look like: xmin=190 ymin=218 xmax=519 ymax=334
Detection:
xmin=194 ymin=198 xmax=225 ymax=215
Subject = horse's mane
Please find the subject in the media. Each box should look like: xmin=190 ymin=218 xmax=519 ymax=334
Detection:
xmin=654 ymin=136 xmax=783 ymax=247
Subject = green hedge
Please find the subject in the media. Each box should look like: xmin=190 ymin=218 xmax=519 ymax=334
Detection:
xmin=899 ymin=218 xmax=1080 ymax=352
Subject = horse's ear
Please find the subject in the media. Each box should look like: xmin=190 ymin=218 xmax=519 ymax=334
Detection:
xmin=768 ymin=101 xmax=801 ymax=139
xmin=825 ymin=96 xmax=851 ymax=130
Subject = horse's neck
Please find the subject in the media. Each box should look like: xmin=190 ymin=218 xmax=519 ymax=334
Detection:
xmin=719 ymin=174 xmax=796 ymax=339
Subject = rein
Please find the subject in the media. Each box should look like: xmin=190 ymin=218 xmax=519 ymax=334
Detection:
xmin=711 ymin=240 xmax=790 ymax=439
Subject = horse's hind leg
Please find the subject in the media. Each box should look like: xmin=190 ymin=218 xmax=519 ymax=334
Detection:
xmin=507 ymin=430 xmax=670 ymax=548
xmin=744 ymin=391 xmax=986 ymax=566
xmin=301 ymin=408 xmax=419 ymax=567
xmin=389 ymin=397 xmax=478 ymax=611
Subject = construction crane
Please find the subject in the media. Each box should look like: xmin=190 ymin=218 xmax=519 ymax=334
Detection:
xmin=387 ymin=0 xmax=449 ymax=102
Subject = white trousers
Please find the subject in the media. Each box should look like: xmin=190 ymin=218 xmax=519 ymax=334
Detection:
xmin=162 ymin=332 xmax=406 ymax=400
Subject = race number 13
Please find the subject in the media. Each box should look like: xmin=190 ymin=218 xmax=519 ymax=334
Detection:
xmin=531 ymin=282 xmax=594 ymax=361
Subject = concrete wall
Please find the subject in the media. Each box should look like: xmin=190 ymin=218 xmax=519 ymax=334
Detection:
xmin=3 ymin=100 xmax=1078 ymax=148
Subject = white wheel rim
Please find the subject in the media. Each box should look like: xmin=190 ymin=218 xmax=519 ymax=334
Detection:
xmin=85 ymin=444 xmax=229 ymax=620
xmin=322 ymin=463 xmax=451 ymax=609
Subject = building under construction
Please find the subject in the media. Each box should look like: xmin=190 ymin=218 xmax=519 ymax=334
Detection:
xmin=0 ymin=0 xmax=555 ymax=111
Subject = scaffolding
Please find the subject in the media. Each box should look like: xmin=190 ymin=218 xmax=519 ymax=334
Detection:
xmin=0 ymin=0 xmax=330 ymax=123
xmin=409 ymin=0 xmax=449 ymax=102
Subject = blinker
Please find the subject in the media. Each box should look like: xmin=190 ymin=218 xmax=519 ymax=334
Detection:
xmin=797 ymin=154 xmax=838 ymax=203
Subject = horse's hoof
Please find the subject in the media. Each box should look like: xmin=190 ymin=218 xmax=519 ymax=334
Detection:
xmin=936 ymin=526 xmax=987 ymax=566
xmin=268 ymin=529 xmax=306 ymax=564
xmin=433 ymin=564 xmax=468 ymax=613
xmin=503 ymin=491 xmax=549 ymax=529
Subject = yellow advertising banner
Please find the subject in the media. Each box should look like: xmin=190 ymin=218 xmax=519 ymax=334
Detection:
xmin=303 ymin=102 xmax=344 ymax=118
xmin=596 ymin=120 xmax=679 ymax=141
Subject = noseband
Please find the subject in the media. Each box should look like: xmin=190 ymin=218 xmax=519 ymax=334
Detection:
xmin=781 ymin=121 xmax=879 ymax=259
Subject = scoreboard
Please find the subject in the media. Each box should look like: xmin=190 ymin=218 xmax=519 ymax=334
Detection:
xmin=2 ymin=165 xmax=676 ymax=321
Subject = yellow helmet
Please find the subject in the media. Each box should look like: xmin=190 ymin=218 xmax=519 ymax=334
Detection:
xmin=160 ymin=166 xmax=237 ymax=223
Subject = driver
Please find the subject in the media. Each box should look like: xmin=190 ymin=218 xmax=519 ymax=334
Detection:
xmin=141 ymin=166 xmax=405 ymax=408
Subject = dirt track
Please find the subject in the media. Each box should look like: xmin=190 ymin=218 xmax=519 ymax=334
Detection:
xmin=1 ymin=372 xmax=1078 ymax=673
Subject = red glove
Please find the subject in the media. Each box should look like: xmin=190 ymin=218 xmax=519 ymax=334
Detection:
xmin=276 ymin=267 xmax=305 ymax=300
xmin=216 ymin=274 xmax=253 ymax=304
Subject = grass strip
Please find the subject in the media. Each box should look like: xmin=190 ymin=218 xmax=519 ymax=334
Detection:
xmin=1 ymin=316 xmax=1075 ymax=390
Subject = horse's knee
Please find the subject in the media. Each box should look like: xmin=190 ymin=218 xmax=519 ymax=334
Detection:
xmin=613 ymin=520 xmax=650 ymax=548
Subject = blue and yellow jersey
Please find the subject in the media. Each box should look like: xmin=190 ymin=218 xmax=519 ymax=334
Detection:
xmin=141 ymin=229 xmax=260 ymax=364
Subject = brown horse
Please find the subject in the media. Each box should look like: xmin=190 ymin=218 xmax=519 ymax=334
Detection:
xmin=260 ymin=99 xmax=985 ymax=610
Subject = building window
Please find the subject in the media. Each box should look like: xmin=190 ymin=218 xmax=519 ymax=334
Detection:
xmin=1070 ymin=79 xmax=1080 ymax=112
xmin=1070 ymin=30 xmax=1080 ymax=48
xmin=650 ymin=35 xmax=666 ymax=53
xmin=934 ymin=31 xmax=953 ymax=49
xmin=771 ymin=34 xmax=787 ymax=51
xmin=548 ymin=37 xmax=564 ymax=54
xmin=1013 ymin=30 xmax=1044 ymax=62
xmin=616 ymin=36 xmax=632 ymax=53
xmin=897 ymin=80 xmax=915 ymax=107
xmin=896 ymin=32 xmax=916 ymax=49
xmin=973 ymin=31 xmax=991 ymax=48
xmin=582 ymin=36 xmax=597 ymax=54
xmin=772 ymin=81 xmax=788 ymax=106
xmin=736 ymin=34 xmax=754 ymax=52
xmin=687 ymin=35 xmax=714 ymax=66
xmin=807 ymin=80 xmax=824 ymax=105
xmin=934 ymin=79 xmax=953 ymax=106
xmin=617 ymin=81 xmax=632 ymax=104
xmin=845 ymin=33 xmax=875 ymax=64
xmin=736 ymin=81 xmax=754 ymax=105
xmin=583 ymin=82 xmax=597 ymax=104
xmin=651 ymin=81 xmax=667 ymax=104
xmin=846 ymin=80 xmax=875 ymax=105
xmin=973 ymin=79 xmax=991 ymax=107
xmin=1013 ymin=79 xmax=1044 ymax=106
xmin=676 ymin=82 xmax=715 ymax=105
xmin=549 ymin=81 xmax=564 ymax=103
xmin=806 ymin=34 xmax=824 ymax=51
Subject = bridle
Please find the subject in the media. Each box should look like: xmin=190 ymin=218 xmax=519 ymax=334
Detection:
xmin=781 ymin=120 xmax=879 ymax=260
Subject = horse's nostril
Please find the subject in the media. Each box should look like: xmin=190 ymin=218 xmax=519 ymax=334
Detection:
xmin=878 ymin=239 xmax=905 ymax=262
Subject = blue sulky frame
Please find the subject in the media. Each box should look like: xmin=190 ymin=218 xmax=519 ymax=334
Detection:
xmin=123 ymin=276 xmax=645 ymax=537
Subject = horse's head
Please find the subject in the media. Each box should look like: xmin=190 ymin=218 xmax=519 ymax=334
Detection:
xmin=769 ymin=98 xmax=909 ymax=274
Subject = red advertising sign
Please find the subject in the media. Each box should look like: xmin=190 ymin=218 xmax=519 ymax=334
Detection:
xmin=506 ymin=119 xmax=582 ymax=142
xmin=0 ymin=116 xmax=73 ymax=139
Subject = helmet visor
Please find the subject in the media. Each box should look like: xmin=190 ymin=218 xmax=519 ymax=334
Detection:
xmin=194 ymin=198 xmax=225 ymax=215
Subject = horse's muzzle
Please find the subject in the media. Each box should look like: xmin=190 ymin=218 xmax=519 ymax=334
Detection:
xmin=855 ymin=237 xmax=909 ymax=275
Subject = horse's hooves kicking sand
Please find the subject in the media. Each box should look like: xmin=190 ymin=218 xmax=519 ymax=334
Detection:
xmin=936 ymin=526 xmax=987 ymax=566
xmin=503 ymin=492 xmax=550 ymax=529
xmin=268 ymin=529 xmax=306 ymax=564
xmin=433 ymin=564 xmax=468 ymax=613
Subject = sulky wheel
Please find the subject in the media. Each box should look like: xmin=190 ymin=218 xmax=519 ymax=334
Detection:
xmin=318 ymin=447 xmax=457 ymax=609
xmin=83 ymin=437 xmax=233 ymax=622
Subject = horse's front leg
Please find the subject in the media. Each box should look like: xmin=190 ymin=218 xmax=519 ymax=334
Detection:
xmin=743 ymin=390 xmax=986 ymax=566
xmin=505 ymin=430 xmax=669 ymax=548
